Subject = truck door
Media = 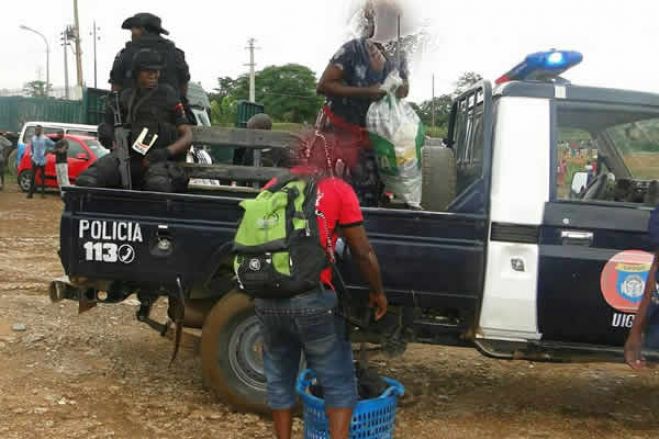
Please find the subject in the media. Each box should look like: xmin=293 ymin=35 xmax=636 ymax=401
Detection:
xmin=340 ymin=83 xmax=494 ymax=335
xmin=537 ymin=101 xmax=659 ymax=347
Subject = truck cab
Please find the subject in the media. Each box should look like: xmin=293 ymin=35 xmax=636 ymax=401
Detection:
xmin=429 ymin=51 xmax=659 ymax=358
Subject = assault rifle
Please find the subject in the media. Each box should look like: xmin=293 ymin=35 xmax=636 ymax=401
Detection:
xmin=110 ymin=91 xmax=132 ymax=190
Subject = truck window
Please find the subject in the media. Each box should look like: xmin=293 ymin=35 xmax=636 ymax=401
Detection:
xmin=554 ymin=102 xmax=659 ymax=204
xmin=67 ymin=129 xmax=97 ymax=137
xmin=452 ymin=91 xmax=485 ymax=195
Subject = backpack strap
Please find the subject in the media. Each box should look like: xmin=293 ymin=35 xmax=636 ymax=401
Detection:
xmin=266 ymin=172 xmax=297 ymax=193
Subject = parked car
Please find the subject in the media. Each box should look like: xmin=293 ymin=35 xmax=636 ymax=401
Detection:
xmin=17 ymin=134 xmax=108 ymax=192
xmin=13 ymin=121 xmax=99 ymax=171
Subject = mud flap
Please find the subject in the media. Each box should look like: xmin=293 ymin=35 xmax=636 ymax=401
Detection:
xmin=168 ymin=277 xmax=187 ymax=366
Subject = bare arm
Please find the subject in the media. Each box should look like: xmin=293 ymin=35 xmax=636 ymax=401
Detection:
xmin=167 ymin=124 xmax=193 ymax=157
xmin=341 ymin=225 xmax=387 ymax=320
xmin=317 ymin=64 xmax=384 ymax=101
xmin=624 ymin=252 xmax=658 ymax=369
xmin=396 ymin=81 xmax=409 ymax=99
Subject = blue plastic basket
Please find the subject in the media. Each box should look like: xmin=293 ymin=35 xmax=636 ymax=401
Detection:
xmin=295 ymin=369 xmax=405 ymax=439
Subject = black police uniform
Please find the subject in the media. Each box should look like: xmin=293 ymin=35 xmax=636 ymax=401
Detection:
xmin=110 ymin=35 xmax=190 ymax=93
xmin=77 ymin=83 xmax=190 ymax=192
xmin=109 ymin=13 xmax=190 ymax=94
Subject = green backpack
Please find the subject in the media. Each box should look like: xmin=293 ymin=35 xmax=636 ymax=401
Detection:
xmin=233 ymin=175 xmax=328 ymax=298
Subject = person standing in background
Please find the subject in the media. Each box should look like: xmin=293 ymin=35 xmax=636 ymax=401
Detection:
xmin=0 ymin=135 xmax=10 ymax=190
xmin=27 ymin=125 xmax=54 ymax=199
xmin=53 ymin=130 xmax=70 ymax=197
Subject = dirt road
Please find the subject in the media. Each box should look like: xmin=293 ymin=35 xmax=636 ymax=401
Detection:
xmin=0 ymin=182 xmax=658 ymax=438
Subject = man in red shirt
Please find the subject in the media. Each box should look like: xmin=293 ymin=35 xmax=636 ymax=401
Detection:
xmin=255 ymin=147 xmax=387 ymax=439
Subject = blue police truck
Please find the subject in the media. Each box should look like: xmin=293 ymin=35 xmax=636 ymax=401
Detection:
xmin=53 ymin=51 xmax=659 ymax=413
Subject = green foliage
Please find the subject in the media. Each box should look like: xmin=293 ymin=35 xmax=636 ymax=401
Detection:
xmin=454 ymin=72 xmax=484 ymax=97
xmin=425 ymin=125 xmax=447 ymax=139
xmin=22 ymin=80 xmax=52 ymax=98
xmin=412 ymin=71 xmax=483 ymax=140
xmin=415 ymin=95 xmax=452 ymax=127
xmin=210 ymin=65 xmax=323 ymax=125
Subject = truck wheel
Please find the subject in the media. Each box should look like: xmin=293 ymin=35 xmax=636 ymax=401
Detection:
xmin=18 ymin=170 xmax=33 ymax=193
xmin=421 ymin=146 xmax=457 ymax=212
xmin=200 ymin=290 xmax=269 ymax=414
xmin=6 ymin=149 xmax=18 ymax=177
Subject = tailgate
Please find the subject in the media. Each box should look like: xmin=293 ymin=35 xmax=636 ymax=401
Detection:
xmin=60 ymin=187 xmax=242 ymax=287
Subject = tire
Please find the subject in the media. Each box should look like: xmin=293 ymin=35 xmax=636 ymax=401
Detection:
xmin=6 ymin=148 xmax=18 ymax=177
xmin=200 ymin=290 xmax=269 ymax=414
xmin=421 ymin=146 xmax=457 ymax=212
xmin=17 ymin=170 xmax=33 ymax=193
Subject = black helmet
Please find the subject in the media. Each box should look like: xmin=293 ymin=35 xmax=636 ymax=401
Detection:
xmin=121 ymin=12 xmax=169 ymax=35
xmin=132 ymin=49 xmax=164 ymax=72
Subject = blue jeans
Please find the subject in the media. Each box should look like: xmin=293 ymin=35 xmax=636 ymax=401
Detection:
xmin=255 ymin=287 xmax=357 ymax=410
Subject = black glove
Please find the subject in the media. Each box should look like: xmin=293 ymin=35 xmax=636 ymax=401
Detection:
xmin=145 ymin=148 xmax=171 ymax=165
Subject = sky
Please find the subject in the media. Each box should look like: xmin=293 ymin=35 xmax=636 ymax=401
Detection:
xmin=2 ymin=0 xmax=659 ymax=103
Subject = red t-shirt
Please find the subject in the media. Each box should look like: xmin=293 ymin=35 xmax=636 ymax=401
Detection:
xmin=264 ymin=174 xmax=364 ymax=286
xmin=315 ymin=177 xmax=364 ymax=285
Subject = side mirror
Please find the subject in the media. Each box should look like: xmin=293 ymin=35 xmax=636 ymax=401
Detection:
xmin=76 ymin=152 xmax=89 ymax=161
xmin=570 ymin=171 xmax=589 ymax=198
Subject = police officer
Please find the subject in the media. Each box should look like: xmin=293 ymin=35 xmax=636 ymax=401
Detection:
xmin=109 ymin=12 xmax=190 ymax=99
xmin=78 ymin=49 xmax=193 ymax=192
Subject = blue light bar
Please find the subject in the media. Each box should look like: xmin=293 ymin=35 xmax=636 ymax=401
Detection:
xmin=496 ymin=50 xmax=583 ymax=84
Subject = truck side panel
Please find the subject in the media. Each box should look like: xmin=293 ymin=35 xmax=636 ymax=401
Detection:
xmin=60 ymin=187 xmax=243 ymax=288
xmin=61 ymin=188 xmax=488 ymax=321
xmin=340 ymin=208 xmax=487 ymax=322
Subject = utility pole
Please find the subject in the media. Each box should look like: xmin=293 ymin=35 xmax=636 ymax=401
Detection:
xmin=431 ymin=74 xmax=436 ymax=127
xmin=60 ymin=27 xmax=73 ymax=99
xmin=245 ymin=38 xmax=257 ymax=103
xmin=91 ymin=21 xmax=100 ymax=88
xmin=73 ymin=0 xmax=84 ymax=87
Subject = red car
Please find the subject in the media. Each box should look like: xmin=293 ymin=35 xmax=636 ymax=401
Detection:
xmin=17 ymin=134 xmax=108 ymax=192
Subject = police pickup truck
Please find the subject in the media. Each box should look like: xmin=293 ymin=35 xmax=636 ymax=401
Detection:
xmin=54 ymin=51 xmax=659 ymax=413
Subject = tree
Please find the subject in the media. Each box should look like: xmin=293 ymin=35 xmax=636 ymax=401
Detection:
xmin=415 ymin=95 xmax=453 ymax=127
xmin=209 ymin=76 xmax=240 ymax=125
xmin=209 ymin=64 xmax=323 ymax=125
xmin=411 ymin=72 xmax=483 ymax=138
xmin=214 ymin=76 xmax=238 ymax=99
xmin=454 ymin=72 xmax=483 ymax=97
xmin=22 ymin=80 xmax=52 ymax=98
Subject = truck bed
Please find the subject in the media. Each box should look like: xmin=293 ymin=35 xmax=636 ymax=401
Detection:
xmin=60 ymin=186 xmax=488 ymax=323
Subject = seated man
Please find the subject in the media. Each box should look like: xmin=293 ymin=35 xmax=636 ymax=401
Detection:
xmin=77 ymin=49 xmax=192 ymax=192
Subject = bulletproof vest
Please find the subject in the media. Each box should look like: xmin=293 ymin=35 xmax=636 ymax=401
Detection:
xmin=121 ymin=86 xmax=178 ymax=155
xmin=120 ymin=35 xmax=183 ymax=92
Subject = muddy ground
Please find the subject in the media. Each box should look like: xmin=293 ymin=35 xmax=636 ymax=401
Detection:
xmin=0 ymin=181 xmax=658 ymax=438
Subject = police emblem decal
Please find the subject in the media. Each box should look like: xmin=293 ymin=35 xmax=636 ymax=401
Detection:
xmin=600 ymin=250 xmax=653 ymax=313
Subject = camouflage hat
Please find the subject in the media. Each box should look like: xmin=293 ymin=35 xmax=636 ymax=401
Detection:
xmin=121 ymin=12 xmax=169 ymax=35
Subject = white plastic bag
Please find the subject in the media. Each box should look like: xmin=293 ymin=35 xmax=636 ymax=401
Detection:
xmin=366 ymin=74 xmax=424 ymax=207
